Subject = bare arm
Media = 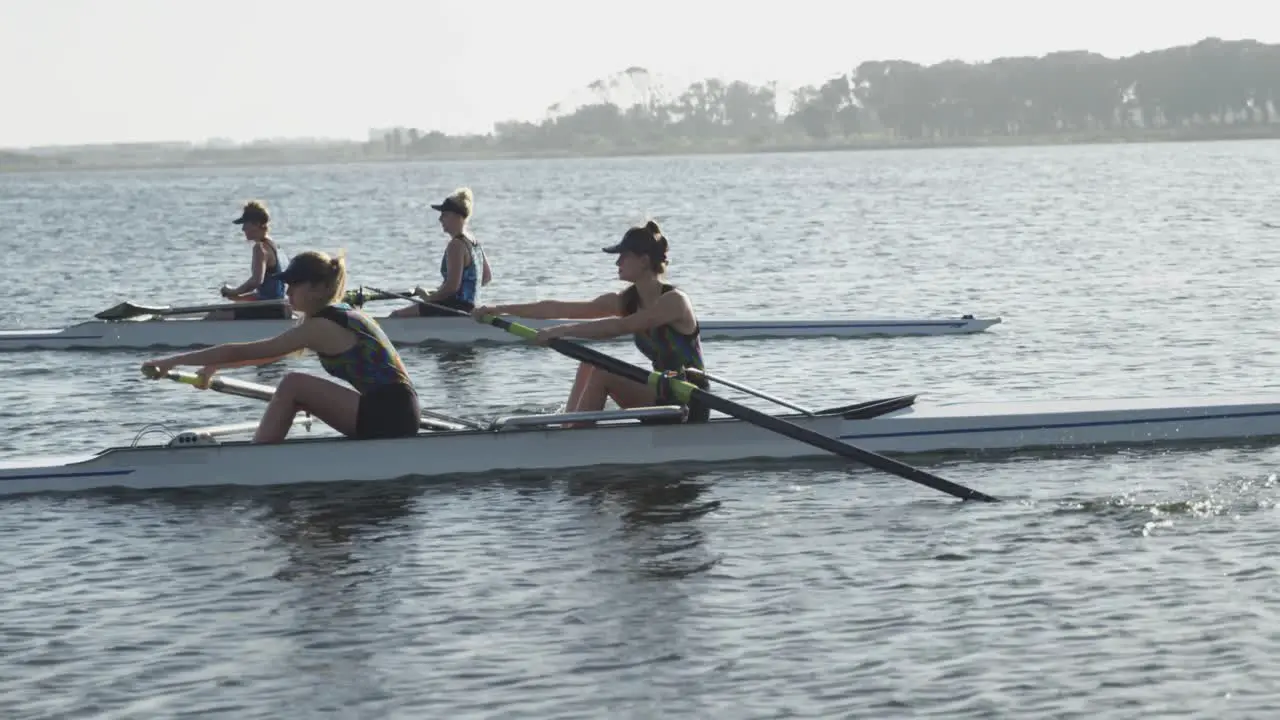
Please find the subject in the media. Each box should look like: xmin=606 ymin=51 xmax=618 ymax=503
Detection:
xmin=228 ymin=243 xmax=267 ymax=297
xmin=552 ymin=290 xmax=693 ymax=340
xmin=481 ymin=253 xmax=492 ymax=286
xmin=482 ymin=292 xmax=621 ymax=320
xmin=145 ymin=320 xmax=320 ymax=371
xmin=425 ymin=239 xmax=466 ymax=302
xmin=201 ymin=353 xmax=293 ymax=370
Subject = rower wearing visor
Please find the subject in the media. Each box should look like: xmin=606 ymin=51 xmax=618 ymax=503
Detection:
xmin=390 ymin=187 xmax=493 ymax=318
xmin=142 ymin=250 xmax=422 ymax=443
xmin=472 ymin=220 xmax=709 ymax=424
xmin=208 ymin=200 xmax=292 ymax=320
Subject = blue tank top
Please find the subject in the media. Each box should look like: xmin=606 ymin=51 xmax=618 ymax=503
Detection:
xmin=439 ymin=235 xmax=484 ymax=305
xmin=254 ymin=239 xmax=287 ymax=300
xmin=313 ymin=303 xmax=415 ymax=394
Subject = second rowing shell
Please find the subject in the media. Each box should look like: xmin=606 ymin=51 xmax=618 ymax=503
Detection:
xmin=0 ymin=314 xmax=1002 ymax=351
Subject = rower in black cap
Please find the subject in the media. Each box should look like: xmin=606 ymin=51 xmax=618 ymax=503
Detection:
xmin=390 ymin=187 xmax=493 ymax=318
xmin=472 ymin=220 xmax=708 ymax=426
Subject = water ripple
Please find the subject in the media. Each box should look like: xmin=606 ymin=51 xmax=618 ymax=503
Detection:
xmin=4 ymin=143 xmax=1280 ymax=717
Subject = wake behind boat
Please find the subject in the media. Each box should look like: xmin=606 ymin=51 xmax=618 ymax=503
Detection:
xmin=0 ymin=294 xmax=1002 ymax=351
xmin=3 ymin=378 xmax=1280 ymax=496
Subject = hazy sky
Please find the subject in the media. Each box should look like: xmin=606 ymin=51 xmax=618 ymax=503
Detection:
xmin=1 ymin=0 xmax=1275 ymax=148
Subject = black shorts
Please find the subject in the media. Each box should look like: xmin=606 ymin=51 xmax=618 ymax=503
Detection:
xmin=232 ymin=303 xmax=292 ymax=320
xmin=645 ymin=371 xmax=711 ymax=425
xmin=355 ymin=383 xmax=421 ymax=439
xmin=417 ymin=297 xmax=474 ymax=317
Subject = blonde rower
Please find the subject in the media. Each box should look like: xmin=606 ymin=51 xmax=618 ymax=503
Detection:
xmin=143 ymin=250 xmax=421 ymax=443
xmin=391 ymin=187 xmax=493 ymax=318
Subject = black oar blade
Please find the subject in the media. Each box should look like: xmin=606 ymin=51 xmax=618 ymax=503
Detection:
xmin=96 ymin=301 xmax=165 ymax=321
xmin=480 ymin=318 xmax=999 ymax=503
xmin=382 ymin=293 xmax=999 ymax=503
xmin=691 ymin=388 xmax=998 ymax=502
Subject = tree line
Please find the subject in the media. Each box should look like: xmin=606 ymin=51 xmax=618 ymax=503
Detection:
xmin=5 ymin=36 xmax=1278 ymax=172
xmin=380 ymin=36 xmax=1280 ymax=156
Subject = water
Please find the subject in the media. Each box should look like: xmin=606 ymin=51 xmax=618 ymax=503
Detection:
xmin=3 ymin=141 xmax=1280 ymax=717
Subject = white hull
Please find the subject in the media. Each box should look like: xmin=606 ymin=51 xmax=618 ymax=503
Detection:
xmin=3 ymin=392 xmax=1280 ymax=496
xmin=0 ymin=314 xmax=1001 ymax=351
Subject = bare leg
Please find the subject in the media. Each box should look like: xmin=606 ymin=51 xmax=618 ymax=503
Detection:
xmin=600 ymin=372 xmax=657 ymax=409
xmin=564 ymin=363 xmax=596 ymax=412
xmin=254 ymin=372 xmax=361 ymax=443
xmin=389 ymin=304 xmax=421 ymax=318
xmin=562 ymin=364 xmax=655 ymax=427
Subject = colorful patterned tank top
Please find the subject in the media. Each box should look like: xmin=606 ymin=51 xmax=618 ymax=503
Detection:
xmin=621 ymin=284 xmax=708 ymax=391
xmin=313 ymin=303 xmax=415 ymax=394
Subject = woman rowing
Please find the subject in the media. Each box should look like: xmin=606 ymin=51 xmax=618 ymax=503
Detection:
xmin=471 ymin=220 xmax=709 ymax=424
xmin=142 ymin=250 xmax=422 ymax=443
xmin=210 ymin=200 xmax=291 ymax=320
xmin=390 ymin=187 xmax=493 ymax=318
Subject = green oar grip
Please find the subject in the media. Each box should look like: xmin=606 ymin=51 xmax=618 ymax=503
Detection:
xmin=647 ymin=372 xmax=695 ymax=405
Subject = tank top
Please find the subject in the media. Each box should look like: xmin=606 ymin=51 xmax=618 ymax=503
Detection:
xmin=254 ymin=239 xmax=287 ymax=300
xmin=620 ymin=284 xmax=708 ymax=391
xmin=313 ymin=303 xmax=415 ymax=394
xmin=439 ymin=234 xmax=485 ymax=305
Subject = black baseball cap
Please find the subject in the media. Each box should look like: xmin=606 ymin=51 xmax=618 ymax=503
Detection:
xmin=232 ymin=202 xmax=269 ymax=225
xmin=431 ymin=196 xmax=470 ymax=217
xmin=271 ymin=255 xmax=326 ymax=285
xmin=603 ymin=231 xmax=660 ymax=256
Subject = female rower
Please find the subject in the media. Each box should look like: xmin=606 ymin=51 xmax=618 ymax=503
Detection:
xmin=391 ymin=187 xmax=493 ymax=318
xmin=142 ymin=250 xmax=422 ymax=443
xmin=211 ymin=200 xmax=291 ymax=320
xmin=471 ymin=220 xmax=709 ymax=424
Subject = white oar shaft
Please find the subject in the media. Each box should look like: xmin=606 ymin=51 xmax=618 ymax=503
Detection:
xmin=158 ymin=370 xmax=481 ymax=432
xmin=684 ymin=368 xmax=815 ymax=416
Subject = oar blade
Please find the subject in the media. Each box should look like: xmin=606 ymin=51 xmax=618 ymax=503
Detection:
xmin=690 ymin=387 xmax=998 ymax=502
xmin=96 ymin=301 xmax=168 ymax=321
xmin=383 ymin=288 xmax=999 ymax=502
xmin=472 ymin=315 xmax=998 ymax=502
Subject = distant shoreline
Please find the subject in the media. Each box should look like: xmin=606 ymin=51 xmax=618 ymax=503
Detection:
xmin=3 ymin=125 xmax=1279 ymax=175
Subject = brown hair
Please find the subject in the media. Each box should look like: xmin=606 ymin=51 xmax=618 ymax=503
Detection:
xmin=289 ymin=249 xmax=348 ymax=305
xmin=238 ymin=200 xmax=270 ymax=227
xmin=625 ymin=219 xmax=669 ymax=274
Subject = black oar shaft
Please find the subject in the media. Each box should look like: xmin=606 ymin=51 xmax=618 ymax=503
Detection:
xmin=361 ymin=287 xmax=998 ymax=502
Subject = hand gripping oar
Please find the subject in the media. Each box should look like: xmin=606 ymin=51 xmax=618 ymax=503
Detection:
xmin=364 ymin=287 xmax=999 ymax=502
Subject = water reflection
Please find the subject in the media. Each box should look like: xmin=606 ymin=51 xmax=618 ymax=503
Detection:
xmin=257 ymin=483 xmax=420 ymax=583
xmin=418 ymin=344 xmax=484 ymax=409
xmin=565 ymin=469 xmax=723 ymax=580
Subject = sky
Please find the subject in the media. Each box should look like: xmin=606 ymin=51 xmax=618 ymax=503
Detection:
xmin=1 ymin=0 xmax=1276 ymax=148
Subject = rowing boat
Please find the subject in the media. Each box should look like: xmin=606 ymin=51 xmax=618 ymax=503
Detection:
xmin=4 ymin=389 xmax=1279 ymax=496
xmin=0 ymin=300 xmax=1001 ymax=351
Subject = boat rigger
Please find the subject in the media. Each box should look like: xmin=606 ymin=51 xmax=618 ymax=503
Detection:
xmin=0 ymin=296 xmax=1001 ymax=351
xmin=3 ymin=389 xmax=1280 ymax=497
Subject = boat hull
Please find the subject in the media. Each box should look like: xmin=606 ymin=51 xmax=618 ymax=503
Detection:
xmin=3 ymin=393 xmax=1280 ymax=496
xmin=0 ymin=314 xmax=1001 ymax=351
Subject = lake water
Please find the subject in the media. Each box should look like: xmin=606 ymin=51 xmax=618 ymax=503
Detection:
xmin=2 ymin=141 xmax=1280 ymax=718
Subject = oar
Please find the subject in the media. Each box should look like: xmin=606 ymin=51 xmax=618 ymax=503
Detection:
xmin=684 ymin=367 xmax=814 ymax=416
xmin=145 ymin=368 xmax=484 ymax=432
xmin=342 ymin=287 xmax=417 ymax=307
xmin=364 ymin=287 xmax=999 ymax=503
xmin=96 ymin=299 xmax=290 ymax=321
